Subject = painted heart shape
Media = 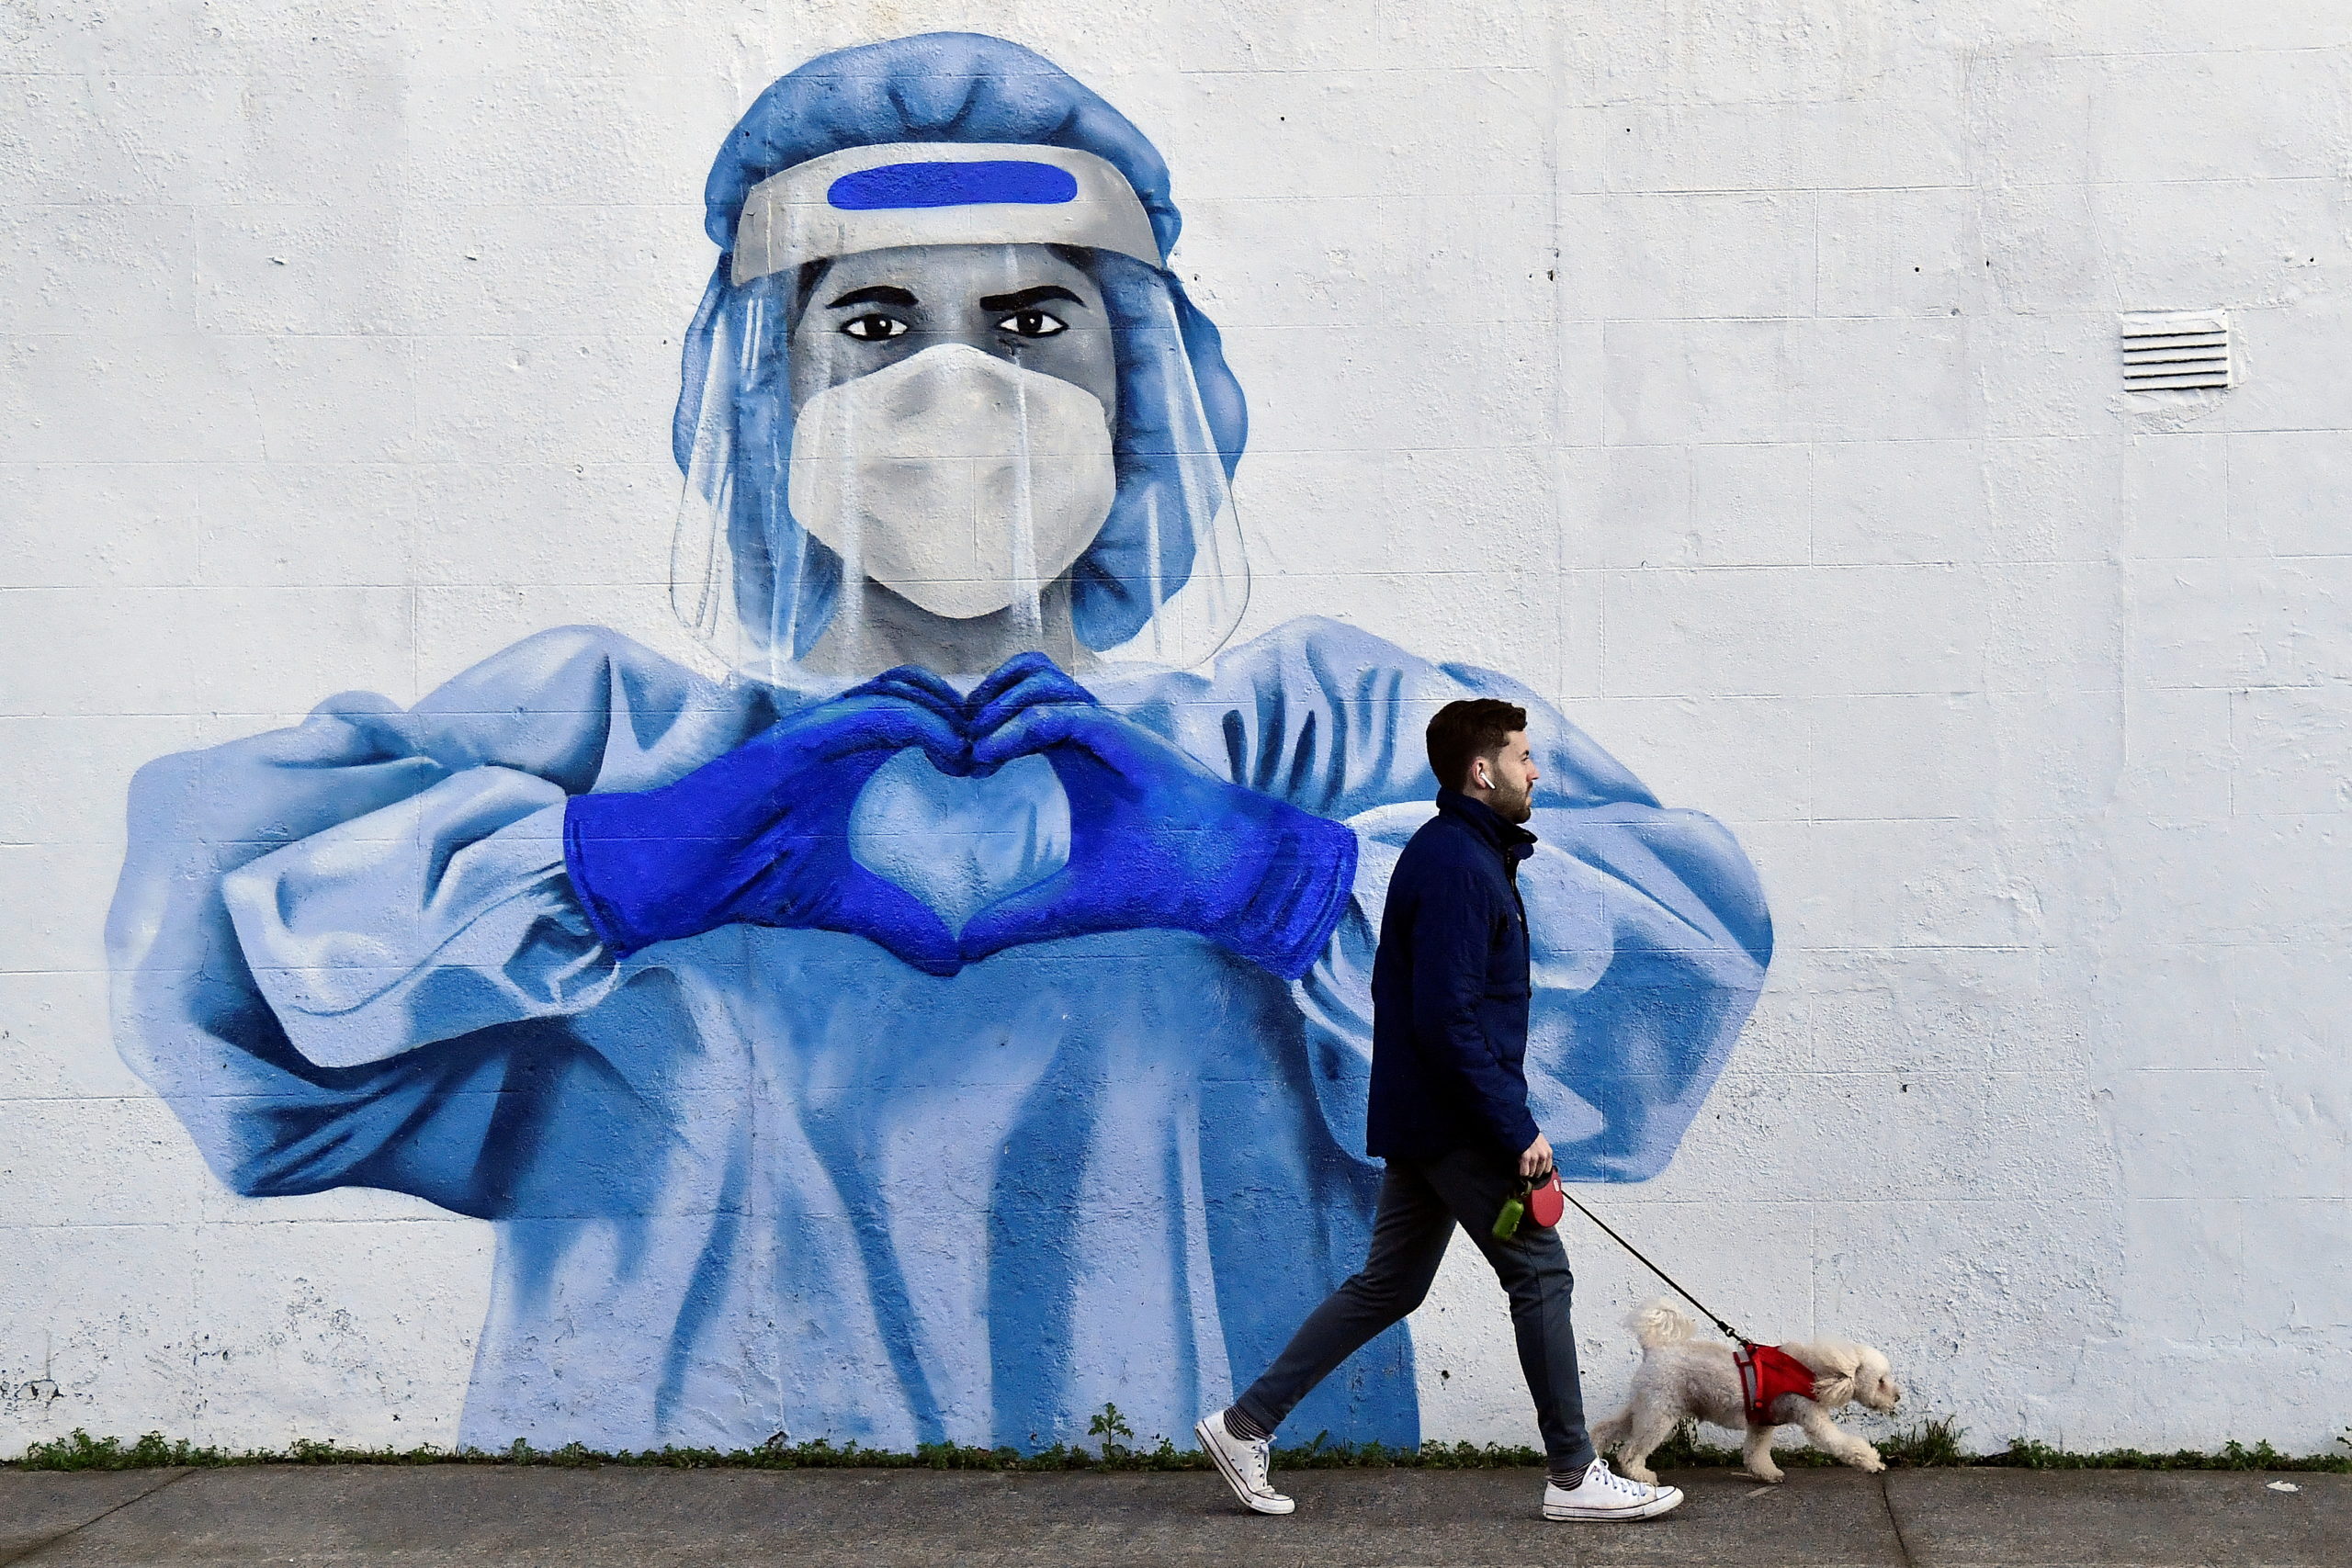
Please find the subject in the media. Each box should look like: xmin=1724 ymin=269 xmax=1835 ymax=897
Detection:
xmin=847 ymin=746 xmax=1070 ymax=936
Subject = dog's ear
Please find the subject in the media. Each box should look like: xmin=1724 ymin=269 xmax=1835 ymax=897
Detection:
xmin=1789 ymin=1340 xmax=1862 ymax=1406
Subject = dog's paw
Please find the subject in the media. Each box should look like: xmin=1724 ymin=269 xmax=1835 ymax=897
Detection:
xmin=1621 ymin=1463 xmax=1660 ymax=1484
xmin=1852 ymin=1446 xmax=1885 ymax=1474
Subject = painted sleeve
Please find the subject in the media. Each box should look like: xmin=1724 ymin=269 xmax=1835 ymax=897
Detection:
xmin=105 ymin=626 xmax=749 ymax=1214
xmin=1164 ymin=617 xmax=1770 ymax=1179
xmin=221 ymin=782 xmax=618 ymax=1070
xmin=1296 ymin=803 xmax=1769 ymax=1181
xmin=1515 ymin=802 xmax=1770 ymax=1179
xmin=1121 ymin=615 xmax=1661 ymax=819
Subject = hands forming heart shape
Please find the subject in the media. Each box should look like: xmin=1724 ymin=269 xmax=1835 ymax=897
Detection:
xmin=835 ymin=650 xmax=1101 ymax=777
xmin=563 ymin=653 xmax=1359 ymax=981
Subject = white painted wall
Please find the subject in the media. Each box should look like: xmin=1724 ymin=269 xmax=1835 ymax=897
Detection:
xmin=4 ymin=0 xmax=2346 ymax=1456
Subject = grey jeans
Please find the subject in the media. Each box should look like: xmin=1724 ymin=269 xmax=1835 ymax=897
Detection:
xmin=1232 ymin=1145 xmax=1595 ymax=1471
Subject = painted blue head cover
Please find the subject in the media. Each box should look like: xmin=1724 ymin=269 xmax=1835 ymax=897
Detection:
xmin=673 ymin=32 xmax=1251 ymax=676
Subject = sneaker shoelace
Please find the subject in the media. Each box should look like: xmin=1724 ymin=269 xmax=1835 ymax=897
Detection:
xmin=1245 ymin=1437 xmax=1275 ymax=1492
xmin=1589 ymin=1462 xmax=1647 ymax=1497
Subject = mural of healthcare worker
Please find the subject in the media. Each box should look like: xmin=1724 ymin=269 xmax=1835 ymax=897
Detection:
xmin=106 ymin=34 xmax=1771 ymax=1455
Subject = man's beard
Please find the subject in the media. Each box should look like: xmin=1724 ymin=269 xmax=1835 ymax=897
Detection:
xmin=1491 ymin=777 xmax=1534 ymax=824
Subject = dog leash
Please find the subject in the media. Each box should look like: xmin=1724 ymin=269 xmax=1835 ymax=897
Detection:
xmin=1555 ymin=1188 xmax=1753 ymax=1348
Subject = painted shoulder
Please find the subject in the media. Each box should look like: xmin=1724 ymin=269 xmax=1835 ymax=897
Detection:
xmin=398 ymin=626 xmax=768 ymax=793
xmin=1165 ymin=615 xmax=1658 ymax=811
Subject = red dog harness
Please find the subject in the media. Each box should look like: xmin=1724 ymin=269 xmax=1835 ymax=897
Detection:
xmin=1735 ymin=1343 xmax=1816 ymax=1424
xmin=1541 ymin=1183 xmax=1820 ymax=1427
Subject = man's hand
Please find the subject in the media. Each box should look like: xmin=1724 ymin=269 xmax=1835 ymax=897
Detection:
xmin=1520 ymin=1133 xmax=1555 ymax=1181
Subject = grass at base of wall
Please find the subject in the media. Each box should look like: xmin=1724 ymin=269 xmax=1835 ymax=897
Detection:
xmin=14 ymin=1418 xmax=2351 ymax=1474
xmin=1643 ymin=1419 xmax=2352 ymax=1473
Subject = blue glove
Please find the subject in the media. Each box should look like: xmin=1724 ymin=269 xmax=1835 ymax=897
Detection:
xmin=962 ymin=651 xmax=1098 ymax=738
xmin=562 ymin=675 xmax=972 ymax=975
xmin=958 ymin=657 xmax=1359 ymax=980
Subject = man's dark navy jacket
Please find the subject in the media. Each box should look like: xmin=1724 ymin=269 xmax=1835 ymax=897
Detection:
xmin=1366 ymin=788 xmax=1543 ymax=1161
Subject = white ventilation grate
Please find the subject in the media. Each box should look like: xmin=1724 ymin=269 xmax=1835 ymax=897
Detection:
xmin=2120 ymin=310 xmax=2231 ymax=390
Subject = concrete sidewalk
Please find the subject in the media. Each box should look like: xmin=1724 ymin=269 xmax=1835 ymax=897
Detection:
xmin=2 ymin=1462 xmax=2343 ymax=1566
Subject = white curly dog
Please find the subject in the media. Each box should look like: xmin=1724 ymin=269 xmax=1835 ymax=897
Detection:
xmin=1590 ymin=1301 xmax=1904 ymax=1483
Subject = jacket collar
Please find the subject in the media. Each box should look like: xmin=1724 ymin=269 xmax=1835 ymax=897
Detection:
xmin=1436 ymin=787 xmax=1539 ymax=863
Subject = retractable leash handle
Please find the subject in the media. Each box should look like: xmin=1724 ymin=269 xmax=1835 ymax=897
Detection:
xmin=1490 ymin=1167 xmax=1551 ymax=1242
xmin=1490 ymin=1170 xmax=1566 ymax=1241
xmin=1526 ymin=1171 xmax=1566 ymax=1229
xmin=1555 ymin=1188 xmax=1752 ymax=1348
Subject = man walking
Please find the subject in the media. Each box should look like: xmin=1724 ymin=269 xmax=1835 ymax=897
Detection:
xmin=1196 ymin=699 xmax=1683 ymax=1521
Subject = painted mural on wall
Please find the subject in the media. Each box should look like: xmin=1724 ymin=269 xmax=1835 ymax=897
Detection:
xmin=104 ymin=34 xmax=1771 ymax=1454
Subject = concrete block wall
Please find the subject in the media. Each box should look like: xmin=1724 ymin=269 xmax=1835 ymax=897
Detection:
xmin=3 ymin=0 xmax=2346 ymax=1454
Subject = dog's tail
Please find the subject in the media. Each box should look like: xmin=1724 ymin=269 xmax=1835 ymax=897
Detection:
xmin=1627 ymin=1298 xmax=1697 ymax=1350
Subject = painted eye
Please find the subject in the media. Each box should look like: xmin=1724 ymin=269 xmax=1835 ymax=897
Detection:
xmin=998 ymin=310 xmax=1069 ymax=339
xmin=841 ymin=315 xmax=909 ymax=341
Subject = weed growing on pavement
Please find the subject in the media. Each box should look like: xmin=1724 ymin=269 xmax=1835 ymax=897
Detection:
xmin=1882 ymin=1418 xmax=1973 ymax=1467
xmin=8 ymin=1427 xmax=1546 ymax=1474
xmin=1086 ymin=1403 xmax=1136 ymax=1461
xmin=15 ymin=1417 xmax=2349 ymax=1473
xmin=1645 ymin=1416 xmax=2350 ymax=1474
xmin=1991 ymin=1437 xmax=2350 ymax=1473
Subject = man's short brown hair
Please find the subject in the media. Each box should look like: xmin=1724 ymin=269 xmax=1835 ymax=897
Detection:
xmin=1425 ymin=698 xmax=1528 ymax=793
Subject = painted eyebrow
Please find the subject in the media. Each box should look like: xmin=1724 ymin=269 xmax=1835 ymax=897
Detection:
xmin=978 ymin=285 xmax=1085 ymax=313
xmin=826 ymin=285 xmax=918 ymax=309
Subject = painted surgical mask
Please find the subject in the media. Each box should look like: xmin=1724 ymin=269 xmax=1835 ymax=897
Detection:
xmin=786 ymin=344 xmax=1117 ymax=621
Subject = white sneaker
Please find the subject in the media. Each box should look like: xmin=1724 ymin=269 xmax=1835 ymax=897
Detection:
xmin=1542 ymin=1457 xmax=1684 ymax=1521
xmin=1194 ymin=1410 xmax=1295 ymax=1516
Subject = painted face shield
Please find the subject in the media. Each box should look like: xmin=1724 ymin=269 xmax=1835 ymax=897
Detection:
xmin=671 ymin=143 xmax=1250 ymax=681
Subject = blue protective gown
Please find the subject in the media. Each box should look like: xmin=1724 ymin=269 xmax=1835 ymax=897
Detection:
xmin=107 ymin=615 xmax=1769 ymax=1452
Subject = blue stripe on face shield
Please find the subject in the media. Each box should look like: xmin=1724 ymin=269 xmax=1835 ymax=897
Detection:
xmin=827 ymin=160 xmax=1080 ymax=210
